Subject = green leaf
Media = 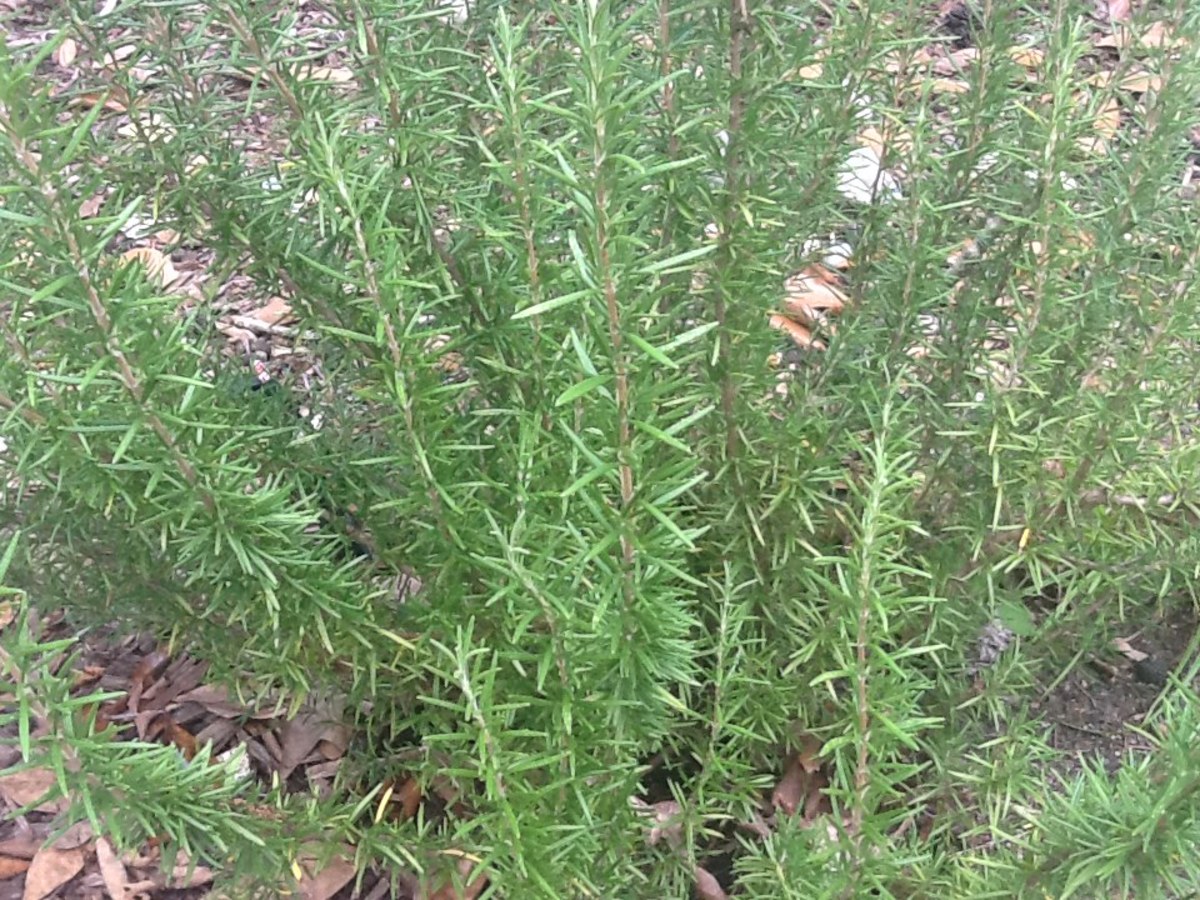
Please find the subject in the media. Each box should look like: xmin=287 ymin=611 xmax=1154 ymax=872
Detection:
xmin=555 ymin=374 xmax=611 ymax=406
xmin=511 ymin=289 xmax=591 ymax=320
xmin=639 ymin=244 xmax=717 ymax=275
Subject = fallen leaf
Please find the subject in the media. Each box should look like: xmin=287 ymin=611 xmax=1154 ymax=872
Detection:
xmin=296 ymin=846 xmax=357 ymax=900
xmin=295 ymin=64 xmax=355 ymax=84
xmin=771 ymin=738 xmax=826 ymax=821
xmin=0 ymin=822 xmax=46 ymax=860
xmin=631 ymin=798 xmax=684 ymax=849
xmin=1008 ymin=46 xmax=1044 ymax=69
xmin=66 ymin=90 xmax=134 ymax=113
xmin=0 ymin=600 xmax=14 ymax=630
xmin=0 ymin=768 xmax=62 ymax=813
xmin=78 ymin=192 xmax=106 ymax=218
xmin=246 ymin=296 xmax=294 ymax=327
xmin=856 ymin=124 xmax=913 ymax=159
xmin=1076 ymin=97 xmax=1121 ymax=155
xmin=276 ymin=697 xmax=347 ymax=779
xmin=1113 ymin=637 xmax=1149 ymax=662
xmin=694 ymin=866 xmax=730 ymax=900
xmin=95 ymin=838 xmax=130 ymax=900
xmin=53 ymin=37 xmax=77 ymax=67
xmin=119 ymin=247 xmax=178 ymax=288
xmin=0 ymin=856 xmax=31 ymax=879
xmin=930 ymin=77 xmax=972 ymax=94
xmin=931 ymin=47 xmax=979 ymax=76
xmin=51 ymin=820 xmax=94 ymax=851
xmin=394 ymin=777 xmax=423 ymax=822
xmin=1087 ymin=69 xmax=1164 ymax=93
xmin=22 ymin=847 xmax=84 ymax=900
xmin=116 ymin=112 xmax=177 ymax=143
xmin=1096 ymin=20 xmax=1180 ymax=49
xmin=99 ymin=44 xmax=140 ymax=67
xmin=768 ymin=314 xmax=824 ymax=350
xmin=782 ymin=266 xmax=847 ymax=324
xmin=424 ymin=856 xmax=486 ymax=900
xmin=161 ymin=716 xmax=199 ymax=760
xmin=1106 ymin=0 xmax=1132 ymax=23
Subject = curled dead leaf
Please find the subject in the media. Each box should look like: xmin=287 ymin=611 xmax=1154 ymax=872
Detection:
xmin=1113 ymin=637 xmax=1149 ymax=662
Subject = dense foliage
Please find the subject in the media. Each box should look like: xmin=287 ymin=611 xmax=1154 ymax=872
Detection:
xmin=4 ymin=0 xmax=1200 ymax=895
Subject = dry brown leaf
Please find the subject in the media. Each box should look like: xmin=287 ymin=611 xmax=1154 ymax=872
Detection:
xmin=931 ymin=47 xmax=978 ymax=76
xmin=119 ymin=247 xmax=178 ymax=288
xmin=771 ymin=737 xmax=826 ymax=822
xmin=66 ymin=90 xmax=135 ymax=113
xmin=930 ymin=77 xmax=972 ymax=94
xmin=632 ymin=798 xmax=684 ymax=849
xmin=1087 ymin=69 xmax=1164 ymax=93
xmin=296 ymin=846 xmax=357 ymax=900
xmin=782 ymin=266 xmax=847 ymax=324
xmin=1106 ymin=0 xmax=1132 ymax=23
xmin=0 ymin=856 xmax=31 ymax=879
xmin=22 ymin=846 xmax=84 ymax=900
xmin=276 ymin=698 xmax=347 ymax=779
xmin=0 ymin=768 xmax=61 ymax=813
xmin=116 ymin=112 xmax=177 ymax=143
xmin=1041 ymin=458 xmax=1066 ymax=479
xmin=53 ymin=37 xmax=77 ymax=67
xmin=768 ymin=314 xmax=824 ymax=350
xmin=78 ymin=192 xmax=106 ymax=218
xmin=51 ymin=820 xmax=94 ymax=851
xmin=424 ymin=857 xmax=486 ymax=900
xmin=1008 ymin=46 xmax=1044 ymax=69
xmin=0 ymin=600 xmax=14 ymax=631
xmin=856 ymin=124 xmax=913 ymax=158
xmin=246 ymin=296 xmax=294 ymax=327
xmin=1097 ymin=20 xmax=1181 ymax=49
xmin=1076 ymin=96 xmax=1121 ymax=155
xmin=393 ymin=777 xmax=423 ymax=823
xmin=296 ymin=64 xmax=355 ymax=84
xmin=694 ymin=866 xmax=730 ymax=900
xmin=1113 ymin=637 xmax=1149 ymax=662
xmin=99 ymin=44 xmax=140 ymax=67
xmin=95 ymin=838 xmax=130 ymax=900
